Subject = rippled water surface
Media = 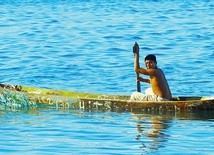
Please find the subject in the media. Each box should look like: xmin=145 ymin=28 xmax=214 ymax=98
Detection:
xmin=0 ymin=0 xmax=214 ymax=154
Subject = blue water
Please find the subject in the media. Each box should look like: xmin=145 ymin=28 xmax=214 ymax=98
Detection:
xmin=0 ymin=0 xmax=214 ymax=154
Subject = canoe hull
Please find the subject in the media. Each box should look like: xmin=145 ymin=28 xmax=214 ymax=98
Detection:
xmin=77 ymin=97 xmax=214 ymax=112
xmin=0 ymin=84 xmax=214 ymax=112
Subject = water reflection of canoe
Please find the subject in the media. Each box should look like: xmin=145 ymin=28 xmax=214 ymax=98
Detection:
xmin=0 ymin=84 xmax=214 ymax=112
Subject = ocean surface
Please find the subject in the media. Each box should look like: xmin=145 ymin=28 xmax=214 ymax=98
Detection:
xmin=0 ymin=0 xmax=214 ymax=154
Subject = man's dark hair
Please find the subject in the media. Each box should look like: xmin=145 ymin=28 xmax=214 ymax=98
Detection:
xmin=145 ymin=54 xmax=157 ymax=63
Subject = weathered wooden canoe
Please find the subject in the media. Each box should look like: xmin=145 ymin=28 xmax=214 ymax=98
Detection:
xmin=0 ymin=84 xmax=213 ymax=112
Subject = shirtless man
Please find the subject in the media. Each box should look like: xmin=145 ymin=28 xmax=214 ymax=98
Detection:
xmin=130 ymin=42 xmax=172 ymax=101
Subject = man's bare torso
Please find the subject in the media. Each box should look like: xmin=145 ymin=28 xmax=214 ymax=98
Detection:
xmin=150 ymin=68 xmax=172 ymax=100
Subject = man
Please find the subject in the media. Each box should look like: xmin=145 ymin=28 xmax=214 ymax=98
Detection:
xmin=130 ymin=42 xmax=172 ymax=101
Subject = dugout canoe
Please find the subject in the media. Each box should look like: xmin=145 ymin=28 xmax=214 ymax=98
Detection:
xmin=0 ymin=84 xmax=214 ymax=112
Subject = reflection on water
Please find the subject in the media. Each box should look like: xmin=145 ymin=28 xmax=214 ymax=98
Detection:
xmin=0 ymin=107 xmax=213 ymax=154
xmin=133 ymin=113 xmax=171 ymax=152
xmin=131 ymin=110 xmax=214 ymax=153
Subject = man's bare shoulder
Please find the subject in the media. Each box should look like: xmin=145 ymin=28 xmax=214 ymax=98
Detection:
xmin=155 ymin=68 xmax=164 ymax=74
xmin=147 ymin=68 xmax=161 ymax=76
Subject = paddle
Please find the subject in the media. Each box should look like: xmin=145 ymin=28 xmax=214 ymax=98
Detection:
xmin=133 ymin=42 xmax=141 ymax=92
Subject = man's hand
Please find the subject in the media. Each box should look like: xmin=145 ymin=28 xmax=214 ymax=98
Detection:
xmin=137 ymin=76 xmax=144 ymax=82
xmin=137 ymin=76 xmax=150 ymax=83
xmin=133 ymin=42 xmax=139 ymax=54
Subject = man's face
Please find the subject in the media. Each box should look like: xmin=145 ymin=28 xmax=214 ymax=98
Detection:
xmin=145 ymin=60 xmax=156 ymax=69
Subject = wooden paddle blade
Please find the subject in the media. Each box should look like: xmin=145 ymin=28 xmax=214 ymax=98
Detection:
xmin=133 ymin=42 xmax=139 ymax=54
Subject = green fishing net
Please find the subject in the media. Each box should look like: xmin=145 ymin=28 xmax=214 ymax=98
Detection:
xmin=0 ymin=91 xmax=37 ymax=111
